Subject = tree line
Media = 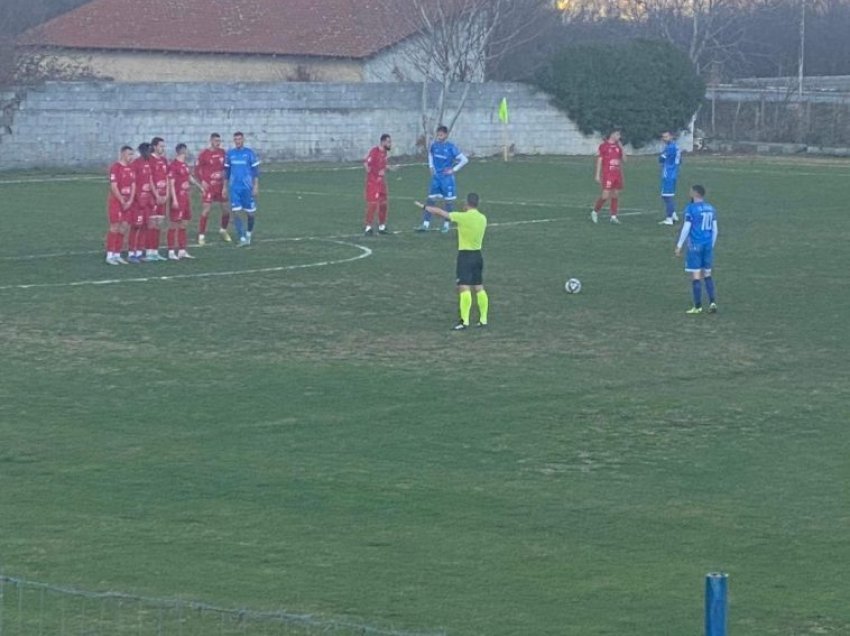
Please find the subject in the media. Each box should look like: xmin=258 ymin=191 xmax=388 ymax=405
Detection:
xmin=492 ymin=0 xmax=850 ymax=83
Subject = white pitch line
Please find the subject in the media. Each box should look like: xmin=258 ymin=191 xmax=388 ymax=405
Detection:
xmin=0 ymin=208 xmax=650 ymax=263
xmin=0 ymin=240 xmax=372 ymax=291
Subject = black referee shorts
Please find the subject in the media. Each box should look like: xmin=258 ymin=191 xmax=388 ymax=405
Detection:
xmin=456 ymin=249 xmax=484 ymax=286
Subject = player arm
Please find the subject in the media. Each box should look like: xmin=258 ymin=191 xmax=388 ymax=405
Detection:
xmin=675 ymin=221 xmax=692 ymax=253
xmin=452 ymin=153 xmax=469 ymax=173
xmin=110 ymin=181 xmax=124 ymax=202
xmin=711 ymin=220 xmax=718 ymax=248
xmin=415 ymin=201 xmax=450 ymax=220
xmin=169 ymin=174 xmax=179 ymax=207
xmin=427 ymin=149 xmax=435 ymax=174
xmin=595 ymin=156 xmax=602 ymax=181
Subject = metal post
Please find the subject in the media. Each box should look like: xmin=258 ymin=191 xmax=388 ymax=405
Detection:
xmin=798 ymin=0 xmax=806 ymax=100
xmin=705 ymin=572 xmax=729 ymax=636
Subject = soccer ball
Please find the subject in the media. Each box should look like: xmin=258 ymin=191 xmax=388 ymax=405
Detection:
xmin=565 ymin=278 xmax=582 ymax=294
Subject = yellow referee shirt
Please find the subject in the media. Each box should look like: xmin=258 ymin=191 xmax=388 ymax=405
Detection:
xmin=448 ymin=209 xmax=487 ymax=251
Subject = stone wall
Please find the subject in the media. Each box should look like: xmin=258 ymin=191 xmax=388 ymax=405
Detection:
xmin=0 ymin=81 xmax=679 ymax=170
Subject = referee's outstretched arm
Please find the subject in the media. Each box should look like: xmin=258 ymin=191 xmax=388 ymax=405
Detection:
xmin=414 ymin=201 xmax=451 ymax=219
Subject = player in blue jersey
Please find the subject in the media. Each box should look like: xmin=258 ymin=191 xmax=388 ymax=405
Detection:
xmin=675 ymin=185 xmax=718 ymax=314
xmin=658 ymin=131 xmax=682 ymax=225
xmin=416 ymin=125 xmax=469 ymax=234
xmin=224 ymin=132 xmax=260 ymax=246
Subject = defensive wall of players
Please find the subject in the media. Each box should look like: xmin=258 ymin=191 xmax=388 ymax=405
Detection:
xmin=0 ymin=81 xmax=692 ymax=171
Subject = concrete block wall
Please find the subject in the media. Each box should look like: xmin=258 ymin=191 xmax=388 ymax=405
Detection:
xmin=0 ymin=81 xmax=663 ymax=170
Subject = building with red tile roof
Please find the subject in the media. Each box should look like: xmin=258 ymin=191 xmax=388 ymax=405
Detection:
xmin=17 ymin=0 xmax=477 ymax=82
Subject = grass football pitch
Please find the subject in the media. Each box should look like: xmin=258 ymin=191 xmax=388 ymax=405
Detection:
xmin=0 ymin=155 xmax=848 ymax=635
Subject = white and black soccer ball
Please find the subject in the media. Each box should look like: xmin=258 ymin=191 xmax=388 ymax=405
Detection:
xmin=564 ymin=278 xmax=582 ymax=294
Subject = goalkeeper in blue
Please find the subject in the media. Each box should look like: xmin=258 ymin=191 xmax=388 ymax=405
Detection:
xmin=658 ymin=131 xmax=682 ymax=225
xmin=675 ymin=185 xmax=718 ymax=314
xmin=416 ymin=125 xmax=468 ymax=234
xmin=224 ymin=131 xmax=260 ymax=246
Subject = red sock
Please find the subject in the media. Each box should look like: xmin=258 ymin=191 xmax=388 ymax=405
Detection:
xmin=129 ymin=227 xmax=140 ymax=252
xmin=149 ymin=227 xmax=161 ymax=250
xmin=365 ymin=203 xmax=376 ymax=226
xmin=610 ymin=198 xmax=619 ymax=216
xmin=110 ymin=231 xmax=123 ymax=253
xmin=220 ymin=213 xmax=230 ymax=230
xmin=378 ymin=202 xmax=388 ymax=226
xmin=199 ymin=214 xmax=208 ymax=235
xmin=179 ymin=228 xmax=187 ymax=249
xmin=167 ymin=229 xmax=177 ymax=249
xmin=594 ymin=198 xmax=605 ymax=212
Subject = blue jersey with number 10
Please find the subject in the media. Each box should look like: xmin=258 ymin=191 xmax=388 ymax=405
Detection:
xmin=684 ymin=201 xmax=717 ymax=246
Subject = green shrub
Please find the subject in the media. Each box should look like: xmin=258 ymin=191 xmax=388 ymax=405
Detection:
xmin=535 ymin=39 xmax=705 ymax=148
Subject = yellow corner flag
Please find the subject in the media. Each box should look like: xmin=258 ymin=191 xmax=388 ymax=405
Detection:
xmin=498 ymin=97 xmax=509 ymax=124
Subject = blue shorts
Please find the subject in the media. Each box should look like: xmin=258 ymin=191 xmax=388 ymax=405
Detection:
xmin=229 ymin=187 xmax=256 ymax=213
xmin=661 ymin=176 xmax=678 ymax=197
xmin=428 ymin=173 xmax=457 ymax=201
xmin=685 ymin=243 xmax=713 ymax=272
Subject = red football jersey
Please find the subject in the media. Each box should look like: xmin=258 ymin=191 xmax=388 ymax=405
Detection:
xmin=109 ymin=161 xmax=135 ymax=202
xmin=196 ymin=147 xmax=226 ymax=183
xmin=131 ymin=157 xmax=154 ymax=194
xmin=598 ymin=141 xmax=623 ymax=175
xmin=364 ymin=146 xmax=388 ymax=182
xmin=168 ymin=159 xmax=192 ymax=199
xmin=151 ymin=154 xmax=169 ymax=196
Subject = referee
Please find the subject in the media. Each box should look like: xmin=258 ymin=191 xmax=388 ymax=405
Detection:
xmin=416 ymin=193 xmax=489 ymax=330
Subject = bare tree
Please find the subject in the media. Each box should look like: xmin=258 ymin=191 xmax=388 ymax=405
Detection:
xmin=375 ymin=0 xmax=550 ymax=140
xmin=1 ymin=0 xmax=96 ymax=87
xmin=555 ymin=0 xmax=748 ymax=76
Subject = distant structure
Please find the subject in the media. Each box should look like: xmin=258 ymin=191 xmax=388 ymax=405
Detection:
xmin=16 ymin=0 xmax=480 ymax=83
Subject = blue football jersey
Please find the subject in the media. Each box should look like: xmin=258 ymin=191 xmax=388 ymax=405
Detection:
xmin=225 ymin=147 xmax=260 ymax=190
xmin=660 ymin=141 xmax=682 ymax=179
xmin=684 ymin=201 xmax=717 ymax=246
xmin=429 ymin=140 xmax=461 ymax=174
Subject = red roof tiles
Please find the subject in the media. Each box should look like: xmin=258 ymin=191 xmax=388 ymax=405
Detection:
xmin=18 ymin=0 xmax=425 ymax=59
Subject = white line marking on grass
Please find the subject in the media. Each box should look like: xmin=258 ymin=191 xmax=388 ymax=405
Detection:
xmin=0 ymin=239 xmax=372 ymax=291
xmin=0 ymin=203 xmax=651 ymax=263
xmin=0 ymin=175 xmax=101 ymax=185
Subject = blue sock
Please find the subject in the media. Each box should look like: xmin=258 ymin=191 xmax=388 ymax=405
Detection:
xmin=443 ymin=202 xmax=453 ymax=226
xmin=234 ymin=215 xmax=244 ymax=239
xmin=247 ymin=213 xmax=255 ymax=233
xmin=704 ymin=277 xmax=716 ymax=303
xmin=691 ymin=279 xmax=702 ymax=307
xmin=664 ymin=197 xmax=675 ymax=218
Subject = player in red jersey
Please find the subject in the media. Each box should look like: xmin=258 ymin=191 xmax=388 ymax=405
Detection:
xmin=128 ymin=142 xmax=156 ymax=263
xmin=591 ymin=128 xmax=625 ymax=225
xmin=363 ymin=133 xmax=393 ymax=235
xmin=167 ymin=143 xmax=203 ymax=260
xmin=147 ymin=136 xmax=169 ymax=260
xmin=195 ymin=133 xmax=231 ymax=245
xmin=105 ymin=145 xmax=135 ymax=265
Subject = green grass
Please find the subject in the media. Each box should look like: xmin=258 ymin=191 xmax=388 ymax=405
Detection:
xmin=1 ymin=154 xmax=848 ymax=635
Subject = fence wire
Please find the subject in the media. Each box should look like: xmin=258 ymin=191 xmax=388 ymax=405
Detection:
xmin=0 ymin=575 xmax=444 ymax=636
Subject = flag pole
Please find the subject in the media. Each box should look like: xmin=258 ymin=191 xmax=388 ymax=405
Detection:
xmin=498 ymin=97 xmax=509 ymax=162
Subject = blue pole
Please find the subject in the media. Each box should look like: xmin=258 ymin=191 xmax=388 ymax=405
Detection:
xmin=705 ymin=572 xmax=728 ymax=636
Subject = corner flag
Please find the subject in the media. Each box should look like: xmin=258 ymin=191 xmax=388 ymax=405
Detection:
xmin=498 ymin=97 xmax=509 ymax=124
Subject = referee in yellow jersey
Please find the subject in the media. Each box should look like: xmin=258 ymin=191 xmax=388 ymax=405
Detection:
xmin=416 ymin=193 xmax=489 ymax=330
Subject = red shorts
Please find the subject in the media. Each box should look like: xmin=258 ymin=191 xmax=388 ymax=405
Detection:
xmin=601 ymin=172 xmax=623 ymax=191
xmin=170 ymin=197 xmax=192 ymax=222
xmin=203 ymin=182 xmax=226 ymax=204
xmin=365 ymin=180 xmax=387 ymax=202
xmin=108 ymin=198 xmax=125 ymax=224
xmin=152 ymin=193 xmax=167 ymax=218
xmin=132 ymin=194 xmax=155 ymax=226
